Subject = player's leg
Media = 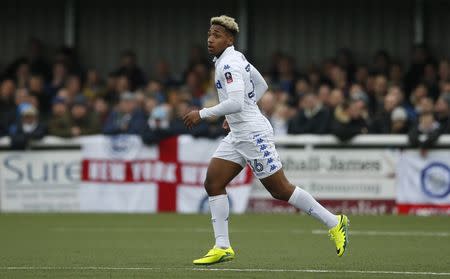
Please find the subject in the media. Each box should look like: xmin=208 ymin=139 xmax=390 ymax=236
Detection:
xmin=193 ymin=136 xmax=245 ymax=265
xmin=204 ymin=157 xmax=243 ymax=196
xmin=204 ymin=157 xmax=243 ymax=249
xmin=242 ymin=132 xmax=349 ymax=256
xmin=260 ymin=168 xmax=349 ymax=256
xmin=259 ymin=169 xmax=338 ymax=228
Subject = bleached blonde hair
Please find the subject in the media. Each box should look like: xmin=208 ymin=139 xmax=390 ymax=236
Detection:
xmin=210 ymin=15 xmax=239 ymax=34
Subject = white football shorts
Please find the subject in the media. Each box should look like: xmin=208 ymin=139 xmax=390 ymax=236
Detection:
xmin=212 ymin=130 xmax=283 ymax=179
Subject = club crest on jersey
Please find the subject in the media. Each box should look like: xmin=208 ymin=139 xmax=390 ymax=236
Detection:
xmin=225 ymin=72 xmax=233 ymax=83
xmin=216 ymin=80 xmax=222 ymax=89
xmin=223 ymin=64 xmax=230 ymax=70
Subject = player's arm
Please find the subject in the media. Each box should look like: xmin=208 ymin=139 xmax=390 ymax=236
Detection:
xmin=199 ymin=64 xmax=245 ymax=118
xmin=184 ymin=63 xmax=244 ymax=128
xmin=250 ymin=65 xmax=268 ymax=102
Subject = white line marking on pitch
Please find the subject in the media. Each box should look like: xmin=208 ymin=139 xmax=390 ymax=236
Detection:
xmin=51 ymin=227 xmax=450 ymax=237
xmin=1 ymin=267 xmax=449 ymax=276
xmin=312 ymin=229 xmax=450 ymax=237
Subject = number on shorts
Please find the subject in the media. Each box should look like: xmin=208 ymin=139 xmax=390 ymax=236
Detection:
xmin=253 ymin=159 xmax=264 ymax=172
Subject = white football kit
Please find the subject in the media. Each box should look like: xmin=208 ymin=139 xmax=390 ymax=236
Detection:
xmin=199 ymin=46 xmax=282 ymax=179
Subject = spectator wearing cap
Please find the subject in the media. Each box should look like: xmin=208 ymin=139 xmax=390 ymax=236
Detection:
xmin=141 ymin=104 xmax=177 ymax=145
xmin=434 ymin=94 xmax=450 ymax=133
xmin=288 ymin=93 xmax=331 ymax=134
xmin=408 ymin=111 xmax=442 ymax=148
xmin=103 ymin=92 xmax=146 ymax=135
xmin=8 ymin=104 xmax=46 ymax=149
xmin=69 ymin=95 xmax=101 ymax=137
xmin=48 ymin=96 xmax=72 ymax=138
xmin=330 ymin=99 xmax=369 ymax=141
xmin=390 ymin=107 xmax=409 ymax=134
xmin=14 ymin=88 xmax=39 ymax=121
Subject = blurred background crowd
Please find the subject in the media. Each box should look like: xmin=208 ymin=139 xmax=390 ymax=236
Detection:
xmin=1 ymin=39 xmax=449 ymax=149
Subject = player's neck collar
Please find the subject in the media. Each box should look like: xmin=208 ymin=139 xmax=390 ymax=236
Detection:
xmin=213 ymin=45 xmax=235 ymax=62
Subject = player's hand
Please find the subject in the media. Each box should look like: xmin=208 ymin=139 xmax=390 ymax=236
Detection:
xmin=222 ymin=119 xmax=230 ymax=131
xmin=183 ymin=110 xmax=201 ymax=129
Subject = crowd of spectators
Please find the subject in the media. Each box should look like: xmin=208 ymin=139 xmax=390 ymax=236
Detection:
xmin=1 ymin=39 xmax=449 ymax=149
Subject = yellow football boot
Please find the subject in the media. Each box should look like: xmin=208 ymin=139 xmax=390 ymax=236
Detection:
xmin=328 ymin=214 xmax=350 ymax=257
xmin=193 ymin=246 xmax=235 ymax=265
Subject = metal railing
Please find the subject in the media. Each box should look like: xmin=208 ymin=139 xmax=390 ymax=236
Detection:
xmin=1 ymin=135 xmax=450 ymax=149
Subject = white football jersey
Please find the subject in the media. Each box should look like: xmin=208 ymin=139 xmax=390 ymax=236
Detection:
xmin=213 ymin=46 xmax=272 ymax=137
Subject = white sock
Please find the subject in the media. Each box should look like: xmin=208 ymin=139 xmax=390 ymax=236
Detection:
xmin=288 ymin=187 xmax=338 ymax=229
xmin=209 ymin=194 xmax=230 ymax=248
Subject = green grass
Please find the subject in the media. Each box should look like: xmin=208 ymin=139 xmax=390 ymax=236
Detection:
xmin=0 ymin=214 xmax=449 ymax=278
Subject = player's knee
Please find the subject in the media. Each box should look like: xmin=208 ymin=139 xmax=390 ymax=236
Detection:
xmin=268 ymin=188 xmax=290 ymax=201
xmin=270 ymin=187 xmax=290 ymax=201
xmin=268 ymin=182 xmax=293 ymax=201
xmin=204 ymin=177 xmax=224 ymax=196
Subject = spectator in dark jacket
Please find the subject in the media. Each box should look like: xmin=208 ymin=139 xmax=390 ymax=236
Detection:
xmin=288 ymin=93 xmax=331 ymax=134
xmin=369 ymin=92 xmax=401 ymax=133
xmin=408 ymin=111 xmax=442 ymax=148
xmin=69 ymin=95 xmax=101 ymax=136
xmin=103 ymin=92 xmax=146 ymax=135
xmin=114 ymin=50 xmax=146 ymax=90
xmin=331 ymin=99 xmax=369 ymax=141
xmin=48 ymin=96 xmax=72 ymax=137
xmin=46 ymin=61 xmax=68 ymax=98
xmin=9 ymin=104 xmax=46 ymax=149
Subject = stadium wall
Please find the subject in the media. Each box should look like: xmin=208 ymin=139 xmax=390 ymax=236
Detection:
xmin=1 ymin=0 xmax=450 ymax=75
xmin=0 ymin=0 xmax=65 ymax=69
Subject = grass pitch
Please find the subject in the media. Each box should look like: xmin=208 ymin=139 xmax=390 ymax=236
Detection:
xmin=0 ymin=214 xmax=449 ymax=278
